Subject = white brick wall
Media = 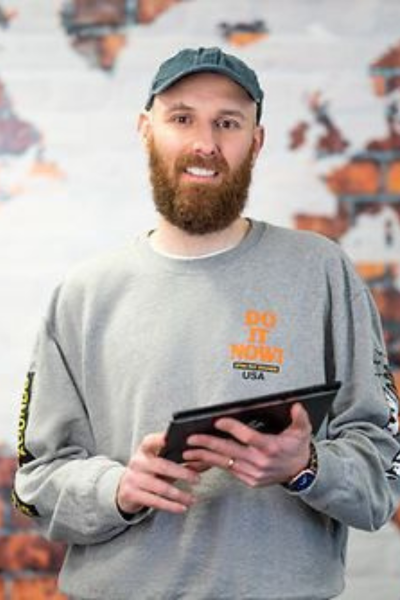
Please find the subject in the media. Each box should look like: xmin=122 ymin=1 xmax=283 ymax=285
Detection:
xmin=1 ymin=1 xmax=400 ymax=597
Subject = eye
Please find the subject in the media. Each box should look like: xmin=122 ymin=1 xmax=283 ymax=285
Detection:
xmin=172 ymin=114 xmax=191 ymax=125
xmin=216 ymin=118 xmax=240 ymax=130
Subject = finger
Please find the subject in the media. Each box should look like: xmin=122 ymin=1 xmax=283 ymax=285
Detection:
xmin=185 ymin=450 xmax=270 ymax=487
xmin=127 ymin=488 xmax=193 ymax=514
xmin=213 ymin=417 xmax=270 ymax=449
xmin=186 ymin=430 xmax=271 ymax=469
xmin=141 ymin=432 xmax=167 ymax=454
xmin=155 ymin=457 xmax=201 ymax=484
xmin=183 ymin=448 xmax=232 ymax=470
xmin=132 ymin=472 xmax=197 ymax=507
xmin=233 ymin=471 xmax=271 ymax=488
xmin=183 ymin=461 xmax=211 ymax=473
xmin=186 ymin=431 xmax=247 ymax=461
xmin=140 ymin=472 xmax=197 ymax=504
xmin=184 ymin=446 xmax=271 ymax=480
xmin=287 ymin=403 xmax=312 ymax=434
xmin=132 ymin=455 xmax=200 ymax=485
xmin=183 ymin=447 xmax=258 ymax=475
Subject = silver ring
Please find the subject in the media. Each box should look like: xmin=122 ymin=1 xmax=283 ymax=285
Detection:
xmin=227 ymin=457 xmax=235 ymax=469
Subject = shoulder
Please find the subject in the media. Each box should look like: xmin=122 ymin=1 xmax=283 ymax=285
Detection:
xmin=67 ymin=243 xmax=136 ymax=285
xmin=254 ymin=220 xmax=349 ymax=266
xmin=262 ymin=221 xmax=340 ymax=256
xmin=255 ymin=220 xmax=368 ymax=295
xmin=64 ymin=245 xmax=133 ymax=291
xmin=47 ymin=237 xmax=146 ymax=322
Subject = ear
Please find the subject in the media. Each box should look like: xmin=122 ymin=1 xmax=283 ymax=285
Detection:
xmin=137 ymin=111 xmax=152 ymax=144
xmin=251 ymin=125 xmax=265 ymax=164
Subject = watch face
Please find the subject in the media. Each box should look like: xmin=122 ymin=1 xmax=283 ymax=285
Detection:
xmin=288 ymin=469 xmax=316 ymax=492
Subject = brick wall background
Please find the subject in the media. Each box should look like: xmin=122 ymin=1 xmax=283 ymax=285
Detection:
xmin=0 ymin=448 xmax=66 ymax=599
xmin=1 ymin=1 xmax=400 ymax=598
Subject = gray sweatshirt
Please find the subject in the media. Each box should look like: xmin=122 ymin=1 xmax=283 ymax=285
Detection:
xmin=14 ymin=220 xmax=400 ymax=600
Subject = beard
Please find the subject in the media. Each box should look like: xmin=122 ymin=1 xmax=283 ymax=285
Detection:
xmin=147 ymin=136 xmax=254 ymax=235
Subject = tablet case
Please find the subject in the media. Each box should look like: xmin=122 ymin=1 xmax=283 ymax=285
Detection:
xmin=161 ymin=381 xmax=341 ymax=463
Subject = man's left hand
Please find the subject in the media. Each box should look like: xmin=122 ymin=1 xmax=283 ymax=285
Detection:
xmin=182 ymin=403 xmax=312 ymax=488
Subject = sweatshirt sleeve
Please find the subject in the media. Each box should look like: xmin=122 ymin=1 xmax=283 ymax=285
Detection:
xmin=297 ymin=255 xmax=400 ymax=531
xmin=13 ymin=287 xmax=148 ymax=545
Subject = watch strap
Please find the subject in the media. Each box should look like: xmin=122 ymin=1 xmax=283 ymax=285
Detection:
xmin=282 ymin=441 xmax=318 ymax=493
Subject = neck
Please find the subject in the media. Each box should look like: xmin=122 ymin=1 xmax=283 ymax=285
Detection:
xmin=150 ymin=217 xmax=251 ymax=258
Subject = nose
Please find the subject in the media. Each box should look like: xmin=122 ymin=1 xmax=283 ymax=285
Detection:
xmin=191 ymin=125 xmax=219 ymax=157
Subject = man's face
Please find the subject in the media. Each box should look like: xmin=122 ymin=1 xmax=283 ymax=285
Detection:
xmin=140 ymin=72 xmax=264 ymax=235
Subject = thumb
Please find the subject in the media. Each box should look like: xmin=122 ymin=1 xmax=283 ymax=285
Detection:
xmin=289 ymin=403 xmax=312 ymax=434
xmin=141 ymin=432 xmax=167 ymax=455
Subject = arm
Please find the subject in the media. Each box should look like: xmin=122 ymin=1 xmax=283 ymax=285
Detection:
xmin=13 ymin=319 xmax=133 ymax=544
xmin=183 ymin=273 xmax=400 ymax=531
xmin=300 ymin=283 xmax=400 ymax=530
xmin=13 ymin=308 xmax=199 ymax=545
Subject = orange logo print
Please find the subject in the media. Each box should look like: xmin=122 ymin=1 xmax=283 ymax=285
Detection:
xmin=230 ymin=310 xmax=284 ymax=378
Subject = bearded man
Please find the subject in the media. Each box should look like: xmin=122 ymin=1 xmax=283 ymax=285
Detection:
xmin=13 ymin=47 xmax=400 ymax=600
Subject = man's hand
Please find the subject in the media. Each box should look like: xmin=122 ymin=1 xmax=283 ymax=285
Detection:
xmin=182 ymin=403 xmax=312 ymax=488
xmin=116 ymin=432 xmax=200 ymax=515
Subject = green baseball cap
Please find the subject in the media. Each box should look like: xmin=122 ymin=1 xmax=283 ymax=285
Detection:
xmin=145 ymin=47 xmax=264 ymax=123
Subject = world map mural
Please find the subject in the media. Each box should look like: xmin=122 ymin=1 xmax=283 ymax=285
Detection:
xmin=0 ymin=2 xmax=400 ymax=597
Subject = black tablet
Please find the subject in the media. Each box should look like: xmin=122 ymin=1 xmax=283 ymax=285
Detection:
xmin=161 ymin=381 xmax=341 ymax=463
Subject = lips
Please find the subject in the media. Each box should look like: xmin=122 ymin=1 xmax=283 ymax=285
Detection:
xmin=184 ymin=166 xmax=218 ymax=178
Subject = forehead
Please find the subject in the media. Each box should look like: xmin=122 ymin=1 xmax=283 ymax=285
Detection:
xmin=153 ymin=72 xmax=255 ymax=115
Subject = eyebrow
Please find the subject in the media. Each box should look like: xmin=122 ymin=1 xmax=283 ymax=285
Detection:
xmin=166 ymin=102 xmax=194 ymax=113
xmin=165 ymin=102 xmax=247 ymax=121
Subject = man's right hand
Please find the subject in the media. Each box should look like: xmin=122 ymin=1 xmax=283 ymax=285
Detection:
xmin=116 ymin=432 xmax=200 ymax=515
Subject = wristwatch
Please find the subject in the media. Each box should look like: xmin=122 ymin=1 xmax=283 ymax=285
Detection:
xmin=282 ymin=441 xmax=318 ymax=493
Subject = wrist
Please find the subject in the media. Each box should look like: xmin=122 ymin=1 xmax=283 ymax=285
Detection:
xmin=282 ymin=441 xmax=318 ymax=493
xmin=116 ymin=481 xmax=145 ymax=520
xmin=117 ymin=501 xmax=144 ymax=519
xmin=116 ymin=498 xmax=155 ymax=523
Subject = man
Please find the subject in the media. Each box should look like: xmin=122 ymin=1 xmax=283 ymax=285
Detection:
xmin=13 ymin=47 xmax=400 ymax=600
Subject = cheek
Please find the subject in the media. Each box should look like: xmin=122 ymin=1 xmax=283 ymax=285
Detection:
xmin=224 ymin=146 xmax=251 ymax=171
xmin=234 ymin=136 xmax=258 ymax=166
xmin=152 ymin=128 xmax=184 ymax=153
xmin=155 ymin=142 xmax=182 ymax=171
